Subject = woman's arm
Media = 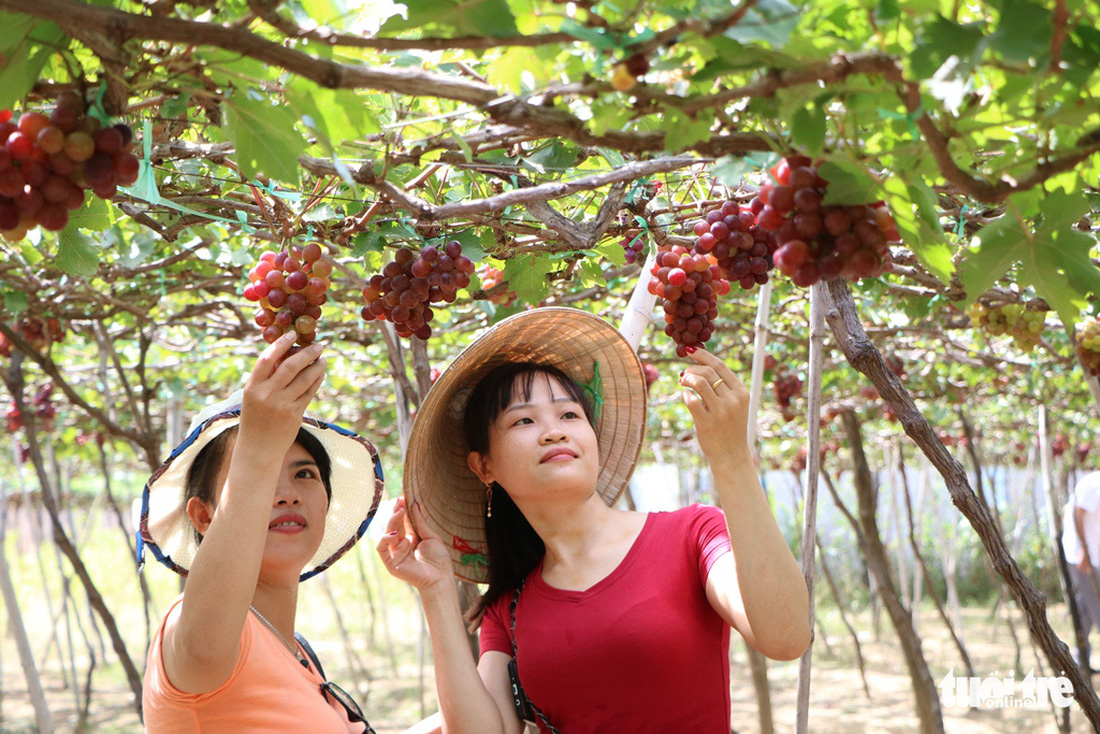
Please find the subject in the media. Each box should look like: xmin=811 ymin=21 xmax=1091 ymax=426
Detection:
xmin=378 ymin=499 xmax=522 ymax=734
xmin=681 ymin=348 xmax=812 ymax=661
xmin=163 ymin=333 xmax=327 ymax=693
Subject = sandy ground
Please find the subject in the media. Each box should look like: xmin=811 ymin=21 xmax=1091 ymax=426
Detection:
xmin=2 ymin=601 xmax=1094 ymax=732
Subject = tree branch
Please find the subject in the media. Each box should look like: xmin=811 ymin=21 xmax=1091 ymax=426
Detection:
xmin=890 ymin=73 xmax=1100 ymax=203
xmin=1050 ymin=0 xmax=1069 ymax=73
xmin=0 ymin=0 xmax=500 ymax=106
xmin=299 ymin=154 xmax=702 ymax=221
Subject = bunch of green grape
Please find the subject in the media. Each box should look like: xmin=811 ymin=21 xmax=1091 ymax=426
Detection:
xmin=967 ymin=302 xmax=1044 ymax=351
xmin=1075 ymin=317 xmax=1100 ymax=376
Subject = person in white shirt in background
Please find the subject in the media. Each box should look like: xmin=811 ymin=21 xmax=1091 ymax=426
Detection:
xmin=1061 ymin=471 xmax=1100 ymax=673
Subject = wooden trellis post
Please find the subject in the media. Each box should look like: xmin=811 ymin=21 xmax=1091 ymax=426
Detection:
xmin=794 ymin=282 xmax=825 ymax=734
xmin=744 ymin=279 xmax=776 ymax=734
xmin=0 ymin=477 xmax=52 ymax=733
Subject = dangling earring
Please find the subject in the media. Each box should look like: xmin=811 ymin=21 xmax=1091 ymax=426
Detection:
xmin=486 ymin=482 xmax=493 ymax=518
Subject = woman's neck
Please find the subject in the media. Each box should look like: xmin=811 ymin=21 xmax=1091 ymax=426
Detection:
xmin=517 ymin=493 xmax=643 ymax=588
xmin=251 ymin=580 xmax=300 ymax=638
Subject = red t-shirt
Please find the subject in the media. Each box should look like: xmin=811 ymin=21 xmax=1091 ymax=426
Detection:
xmin=479 ymin=504 xmax=733 ymax=732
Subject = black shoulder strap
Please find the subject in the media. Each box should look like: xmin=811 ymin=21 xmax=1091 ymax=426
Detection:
xmin=295 ymin=632 xmax=378 ymax=734
xmin=509 ymin=580 xmax=561 ymax=734
xmin=294 ymin=631 xmax=326 ymax=680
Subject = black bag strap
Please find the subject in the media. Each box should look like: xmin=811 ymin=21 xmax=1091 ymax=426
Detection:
xmin=509 ymin=579 xmax=561 ymax=733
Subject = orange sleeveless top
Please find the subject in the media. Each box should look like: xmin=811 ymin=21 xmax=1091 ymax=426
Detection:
xmin=142 ymin=596 xmax=365 ymax=733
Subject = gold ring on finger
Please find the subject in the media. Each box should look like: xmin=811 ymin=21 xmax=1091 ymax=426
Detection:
xmin=711 ymin=378 xmax=725 ymax=390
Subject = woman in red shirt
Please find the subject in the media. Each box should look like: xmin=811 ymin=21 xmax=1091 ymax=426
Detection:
xmin=139 ymin=332 xmax=383 ymax=732
xmin=379 ymin=308 xmax=810 ymax=733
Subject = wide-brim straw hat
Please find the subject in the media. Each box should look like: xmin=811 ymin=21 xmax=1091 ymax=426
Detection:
xmin=138 ymin=394 xmax=384 ymax=582
xmin=405 ymin=307 xmax=647 ymax=583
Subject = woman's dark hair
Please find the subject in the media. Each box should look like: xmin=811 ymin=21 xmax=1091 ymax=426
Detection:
xmin=185 ymin=424 xmax=332 ymax=543
xmin=462 ymin=362 xmax=595 ymax=628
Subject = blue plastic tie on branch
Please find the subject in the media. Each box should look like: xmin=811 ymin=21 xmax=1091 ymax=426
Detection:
xmin=956 ymin=205 xmax=969 ymax=238
xmin=120 ymin=120 xmax=243 ymax=227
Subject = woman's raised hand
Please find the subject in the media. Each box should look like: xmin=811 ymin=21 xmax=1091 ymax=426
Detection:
xmin=377 ymin=497 xmax=454 ymax=591
xmin=678 ymin=348 xmax=752 ymax=464
xmin=239 ymin=332 xmax=326 ymax=446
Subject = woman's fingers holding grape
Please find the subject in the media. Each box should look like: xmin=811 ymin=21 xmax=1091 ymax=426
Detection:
xmin=253 ymin=331 xmax=298 ymax=379
xmin=274 ymin=341 xmax=325 ymax=387
xmin=685 ymin=347 xmax=739 ymax=384
xmin=285 ymin=351 xmax=326 ymax=404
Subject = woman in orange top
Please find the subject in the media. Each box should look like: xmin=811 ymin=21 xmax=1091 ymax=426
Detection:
xmin=138 ymin=332 xmax=383 ymax=732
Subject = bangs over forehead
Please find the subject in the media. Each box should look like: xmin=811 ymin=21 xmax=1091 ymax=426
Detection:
xmin=464 ymin=362 xmax=595 ymax=452
xmin=499 ymin=369 xmax=586 ymax=412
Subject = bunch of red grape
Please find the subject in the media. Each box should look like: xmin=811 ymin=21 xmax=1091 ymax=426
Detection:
xmin=1075 ymin=316 xmax=1100 ymax=376
xmin=243 ymin=242 xmax=333 ymax=346
xmin=76 ymin=430 xmax=103 ymax=447
xmin=773 ymin=369 xmax=803 ymax=422
xmin=647 ymin=244 xmax=730 ymax=357
xmin=4 ymin=402 xmax=21 ymax=432
xmin=691 ymin=200 xmax=776 ymax=291
xmin=754 ymin=156 xmax=899 ymax=287
xmin=477 ymin=263 xmax=516 ymax=306
xmin=0 ymin=315 xmax=65 ymax=356
xmin=361 ymin=241 xmax=475 ymax=340
xmin=620 ymin=229 xmax=646 ymax=265
xmin=32 ymin=383 xmax=55 ymax=432
xmin=1 ymin=383 xmax=53 ymax=433
xmin=0 ymin=93 xmax=138 ymax=240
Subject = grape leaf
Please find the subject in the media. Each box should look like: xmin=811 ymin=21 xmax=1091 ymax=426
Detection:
xmin=819 ymin=161 xmax=880 ymax=206
xmin=712 ymin=156 xmax=757 ymax=188
xmin=0 ymin=289 xmax=29 ymax=314
xmin=883 ymin=176 xmax=954 ymax=283
xmin=67 ymin=196 xmax=112 ymax=232
xmin=597 ymin=238 xmax=626 ymax=267
xmin=694 ymin=37 xmax=799 ymax=79
xmin=380 ymin=0 xmax=518 ymax=38
xmin=487 ymin=48 xmax=534 ymax=93
xmin=910 ymin=16 xmax=985 ymax=78
xmin=990 ymin=0 xmax=1051 ymax=65
xmin=0 ymin=19 xmax=65 ymax=110
xmin=0 ymin=11 xmax=40 ymax=50
xmin=504 ymin=255 xmax=553 ymax=303
xmin=559 ymin=19 xmax=618 ymax=50
xmin=1016 ymin=226 xmax=1099 ymax=326
xmin=525 ymin=140 xmax=579 ymax=172
xmin=791 ymin=106 xmax=826 ymax=155
xmin=960 ymin=190 xmax=1100 ymax=321
xmin=57 ymin=227 xmax=100 ymax=276
xmin=1039 ymin=188 xmax=1090 ymax=231
xmin=224 ymin=91 xmax=307 ymax=184
xmin=658 ymin=109 xmax=713 ymax=151
xmin=724 ymin=0 xmax=800 ymax=48
xmin=161 ymin=93 xmax=191 ymax=119
xmin=958 ymin=214 xmax=1027 ymax=303
xmin=19 ymin=241 xmax=42 ymax=265
xmin=450 ymin=229 xmax=487 ymax=262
